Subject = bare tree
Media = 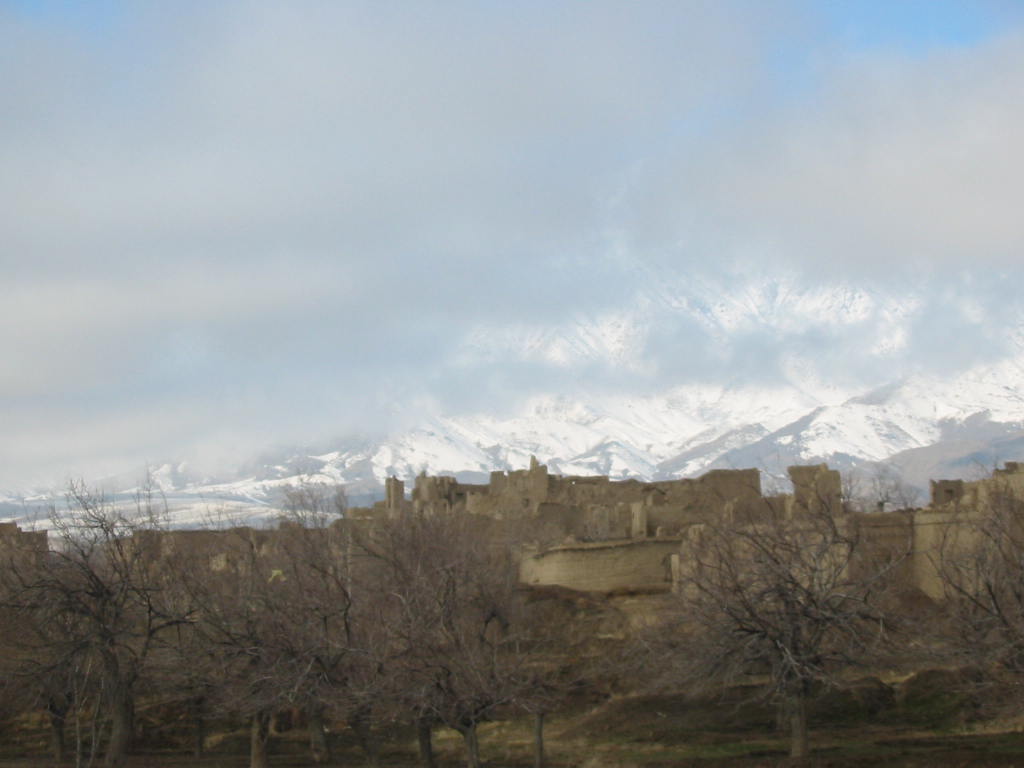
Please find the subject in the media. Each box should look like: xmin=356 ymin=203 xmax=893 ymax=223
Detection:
xmin=936 ymin=475 xmax=1024 ymax=699
xmin=840 ymin=468 xmax=866 ymax=513
xmin=0 ymin=603 xmax=84 ymax=764
xmin=866 ymin=464 xmax=921 ymax=512
xmin=0 ymin=525 xmax=75 ymax=763
xmin=0 ymin=481 xmax=191 ymax=768
xmin=146 ymin=597 xmax=218 ymax=759
xmin=274 ymin=483 xmax=392 ymax=767
xmin=515 ymin=586 xmax=615 ymax=768
xmin=180 ymin=525 xmax=293 ymax=768
xmin=181 ymin=480 xmax=381 ymax=768
xmin=360 ymin=509 xmax=536 ymax=768
xmin=667 ymin=502 xmax=904 ymax=760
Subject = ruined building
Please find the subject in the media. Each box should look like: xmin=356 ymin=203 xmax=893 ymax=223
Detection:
xmin=0 ymin=521 xmax=47 ymax=568
xmin=351 ymin=459 xmax=843 ymax=593
xmin=6 ymin=460 xmax=1023 ymax=603
xmin=357 ymin=459 xmax=1024 ymax=599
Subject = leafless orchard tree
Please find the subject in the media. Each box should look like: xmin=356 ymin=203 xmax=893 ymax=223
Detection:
xmin=0 ymin=481 xmax=192 ymax=768
xmin=359 ymin=508 xmax=538 ymax=768
xmin=868 ymin=465 xmax=921 ymax=512
xmin=147 ymin=615 xmax=216 ymax=759
xmin=840 ymin=468 xmax=866 ymax=512
xmin=936 ymin=476 xmax=1024 ymax=701
xmin=275 ymin=481 xmax=394 ymax=766
xmin=179 ymin=524 xmax=301 ymax=768
xmin=177 ymin=479 xmax=392 ymax=768
xmin=515 ymin=585 xmax=618 ymax=768
xmin=667 ymin=501 xmax=905 ymax=760
xmin=0 ymin=592 xmax=89 ymax=764
xmin=0 ymin=526 xmax=71 ymax=762
xmin=844 ymin=464 xmax=921 ymax=513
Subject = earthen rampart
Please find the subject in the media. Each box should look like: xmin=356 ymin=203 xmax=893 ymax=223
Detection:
xmin=0 ymin=522 xmax=47 ymax=568
xmin=368 ymin=459 xmax=767 ymax=541
xmin=10 ymin=460 xmax=1024 ymax=602
xmin=519 ymin=537 xmax=681 ymax=593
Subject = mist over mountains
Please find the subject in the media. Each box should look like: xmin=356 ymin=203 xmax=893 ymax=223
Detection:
xmin=5 ymin=2 xmax=1024 ymax=515
xmin=4 ymin=277 xmax=1022 ymax=525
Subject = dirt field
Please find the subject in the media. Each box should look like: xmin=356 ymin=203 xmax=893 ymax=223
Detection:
xmin=5 ymin=677 xmax=1024 ymax=767
xmin=5 ymin=720 xmax=1024 ymax=767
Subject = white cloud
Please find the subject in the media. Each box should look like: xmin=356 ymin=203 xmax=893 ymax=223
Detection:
xmin=629 ymin=31 xmax=1024 ymax=273
xmin=2 ymin=2 xmax=1024 ymax=488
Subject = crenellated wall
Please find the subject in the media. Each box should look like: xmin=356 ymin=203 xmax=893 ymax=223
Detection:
xmin=377 ymin=459 xmax=766 ymax=542
xmin=511 ymin=461 xmax=1024 ymax=595
xmin=12 ymin=460 xmax=1023 ymax=600
xmin=0 ymin=522 xmax=47 ymax=568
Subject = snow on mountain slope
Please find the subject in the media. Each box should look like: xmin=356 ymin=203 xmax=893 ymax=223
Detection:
xmin=705 ymin=360 xmax=1024 ymax=483
xmin=4 ymin=276 xmax=1024 ymax=526
xmin=116 ymin=356 xmax=1023 ymax=519
xmin=657 ymin=423 xmax=772 ymax=478
xmin=308 ymin=357 xmax=1023 ymax=494
xmin=144 ymin=278 xmax=1020 ymax=506
xmin=455 ymin=274 xmax=899 ymax=374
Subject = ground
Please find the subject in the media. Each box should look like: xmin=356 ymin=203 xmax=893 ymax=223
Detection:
xmin=5 ymin=717 xmax=1024 ymax=767
xmin=4 ymin=675 xmax=1024 ymax=767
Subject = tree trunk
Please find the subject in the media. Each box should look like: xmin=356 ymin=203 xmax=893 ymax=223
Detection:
xmin=49 ymin=710 xmax=66 ymax=763
xmin=190 ymin=697 xmax=206 ymax=758
xmin=533 ymin=712 xmax=545 ymax=768
xmin=348 ymin=708 xmax=379 ymax=767
xmin=73 ymin=697 xmax=84 ymax=768
xmin=103 ymin=685 xmax=133 ymax=768
xmin=462 ymin=723 xmax=481 ymax=768
xmin=416 ymin=717 xmax=436 ymax=768
xmin=250 ymin=711 xmax=272 ymax=768
xmin=49 ymin=716 xmax=66 ymax=765
xmin=774 ymin=700 xmax=787 ymax=732
xmin=73 ymin=691 xmax=101 ymax=768
xmin=789 ymin=689 xmax=809 ymax=761
xmin=308 ymin=704 xmax=331 ymax=764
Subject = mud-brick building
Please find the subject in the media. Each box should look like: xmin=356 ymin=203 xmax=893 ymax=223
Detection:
xmin=352 ymin=459 xmax=844 ymax=594
xmin=368 ymin=457 xmax=772 ymax=541
xmin=0 ymin=522 xmax=47 ymax=568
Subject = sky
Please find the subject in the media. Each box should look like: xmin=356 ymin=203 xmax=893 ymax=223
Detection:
xmin=2 ymin=1 xmax=1024 ymax=489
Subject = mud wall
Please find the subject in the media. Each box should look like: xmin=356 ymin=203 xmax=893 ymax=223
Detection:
xmin=520 ymin=538 xmax=681 ymax=592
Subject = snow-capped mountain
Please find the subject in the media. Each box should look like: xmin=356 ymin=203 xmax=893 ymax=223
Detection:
xmin=5 ymin=364 xmax=1018 ymax=526
xmin=4 ymin=276 xmax=1024 ymax=525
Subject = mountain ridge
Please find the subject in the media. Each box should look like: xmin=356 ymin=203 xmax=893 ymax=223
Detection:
xmin=4 ymin=363 xmax=1022 ymax=524
xmin=4 ymin=278 xmax=1023 ymax=523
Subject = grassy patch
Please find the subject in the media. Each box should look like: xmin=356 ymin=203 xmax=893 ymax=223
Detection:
xmin=4 ymin=672 xmax=1024 ymax=766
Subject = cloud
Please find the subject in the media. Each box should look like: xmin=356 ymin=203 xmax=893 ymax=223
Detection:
xmin=621 ymin=29 xmax=1024 ymax=276
xmin=2 ymin=2 xmax=1024 ymax=488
